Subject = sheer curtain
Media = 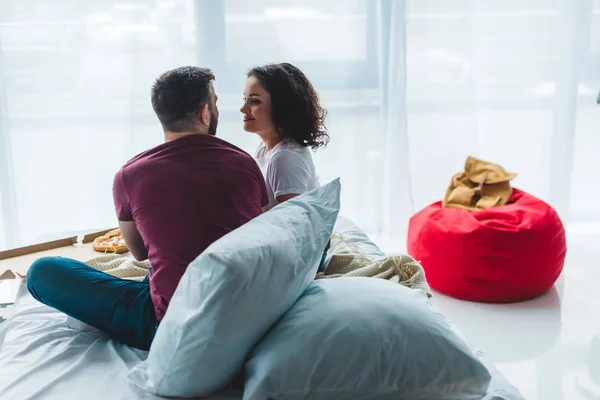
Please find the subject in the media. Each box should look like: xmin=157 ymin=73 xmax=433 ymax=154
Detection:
xmin=381 ymin=0 xmax=600 ymax=249
xmin=0 ymin=0 xmax=598 ymax=251
xmin=403 ymin=0 xmax=598 ymax=216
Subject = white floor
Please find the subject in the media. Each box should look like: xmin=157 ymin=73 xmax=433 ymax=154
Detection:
xmin=429 ymin=229 xmax=600 ymax=400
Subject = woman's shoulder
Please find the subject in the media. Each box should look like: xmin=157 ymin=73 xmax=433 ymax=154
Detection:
xmin=272 ymin=141 xmax=312 ymax=160
xmin=267 ymin=143 xmax=316 ymax=179
xmin=267 ymin=141 xmax=319 ymax=188
xmin=275 ymin=140 xmax=313 ymax=156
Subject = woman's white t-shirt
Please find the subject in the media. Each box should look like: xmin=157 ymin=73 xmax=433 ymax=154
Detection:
xmin=255 ymin=140 xmax=320 ymax=210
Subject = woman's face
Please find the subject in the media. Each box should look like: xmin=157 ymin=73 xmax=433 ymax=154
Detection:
xmin=241 ymin=76 xmax=275 ymax=135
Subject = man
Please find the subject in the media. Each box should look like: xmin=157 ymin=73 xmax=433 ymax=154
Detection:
xmin=27 ymin=66 xmax=268 ymax=350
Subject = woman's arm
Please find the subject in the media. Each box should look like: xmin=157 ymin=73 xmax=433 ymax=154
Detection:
xmin=276 ymin=193 xmax=300 ymax=204
xmin=268 ymin=151 xmax=310 ymax=206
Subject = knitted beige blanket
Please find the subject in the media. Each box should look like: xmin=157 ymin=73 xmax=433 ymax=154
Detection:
xmin=85 ymin=235 xmax=432 ymax=298
xmin=317 ymin=234 xmax=432 ymax=298
xmin=85 ymin=254 xmax=151 ymax=281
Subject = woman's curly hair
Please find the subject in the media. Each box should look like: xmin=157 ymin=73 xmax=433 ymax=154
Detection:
xmin=248 ymin=63 xmax=329 ymax=150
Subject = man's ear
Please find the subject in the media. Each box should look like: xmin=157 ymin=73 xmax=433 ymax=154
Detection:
xmin=199 ymin=104 xmax=210 ymax=126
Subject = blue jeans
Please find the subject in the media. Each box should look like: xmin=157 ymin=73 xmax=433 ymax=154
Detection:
xmin=317 ymin=239 xmax=331 ymax=273
xmin=26 ymin=256 xmax=157 ymax=350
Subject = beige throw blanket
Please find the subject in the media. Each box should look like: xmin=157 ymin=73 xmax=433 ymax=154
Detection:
xmin=85 ymin=235 xmax=432 ymax=298
xmin=317 ymin=234 xmax=432 ymax=298
xmin=85 ymin=254 xmax=151 ymax=281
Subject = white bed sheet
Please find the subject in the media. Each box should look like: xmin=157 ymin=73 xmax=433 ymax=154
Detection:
xmin=0 ymin=281 xmax=242 ymax=400
xmin=0 ymin=217 xmax=524 ymax=400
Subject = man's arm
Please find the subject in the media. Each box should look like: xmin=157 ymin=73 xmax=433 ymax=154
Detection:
xmin=118 ymin=220 xmax=148 ymax=261
xmin=113 ymin=169 xmax=147 ymax=261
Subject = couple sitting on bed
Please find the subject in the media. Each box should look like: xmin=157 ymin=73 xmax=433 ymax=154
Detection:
xmin=26 ymin=63 xmax=329 ymax=350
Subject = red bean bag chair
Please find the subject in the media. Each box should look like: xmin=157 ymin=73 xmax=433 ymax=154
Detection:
xmin=407 ymin=188 xmax=566 ymax=303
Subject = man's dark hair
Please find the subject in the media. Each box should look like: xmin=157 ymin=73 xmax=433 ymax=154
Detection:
xmin=248 ymin=63 xmax=329 ymax=150
xmin=151 ymin=66 xmax=215 ymax=133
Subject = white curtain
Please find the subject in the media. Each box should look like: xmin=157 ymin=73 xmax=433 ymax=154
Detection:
xmin=0 ymin=0 xmax=598 ymax=251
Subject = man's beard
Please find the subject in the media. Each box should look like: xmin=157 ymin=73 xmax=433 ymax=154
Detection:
xmin=207 ymin=108 xmax=218 ymax=136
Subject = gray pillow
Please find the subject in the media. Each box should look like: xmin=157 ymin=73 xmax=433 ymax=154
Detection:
xmin=244 ymin=278 xmax=491 ymax=400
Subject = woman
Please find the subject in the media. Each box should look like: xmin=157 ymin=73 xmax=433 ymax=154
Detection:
xmin=240 ymin=62 xmax=329 ymax=210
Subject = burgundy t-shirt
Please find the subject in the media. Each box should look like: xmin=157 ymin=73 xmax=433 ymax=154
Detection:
xmin=113 ymin=134 xmax=268 ymax=321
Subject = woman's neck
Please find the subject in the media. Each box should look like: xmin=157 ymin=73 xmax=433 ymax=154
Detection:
xmin=260 ymin=131 xmax=281 ymax=154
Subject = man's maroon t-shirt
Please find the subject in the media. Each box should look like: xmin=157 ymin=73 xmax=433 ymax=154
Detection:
xmin=112 ymin=134 xmax=268 ymax=321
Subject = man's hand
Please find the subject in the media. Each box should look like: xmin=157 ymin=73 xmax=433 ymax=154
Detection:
xmin=118 ymin=220 xmax=148 ymax=261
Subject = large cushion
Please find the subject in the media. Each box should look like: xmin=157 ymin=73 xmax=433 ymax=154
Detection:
xmin=128 ymin=179 xmax=341 ymax=398
xmin=244 ymin=278 xmax=491 ymax=400
xmin=407 ymin=188 xmax=566 ymax=302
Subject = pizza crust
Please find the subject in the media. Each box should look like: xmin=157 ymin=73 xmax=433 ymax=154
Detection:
xmin=92 ymin=228 xmax=129 ymax=254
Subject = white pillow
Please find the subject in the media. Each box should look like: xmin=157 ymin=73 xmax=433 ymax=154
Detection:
xmin=129 ymin=179 xmax=341 ymax=398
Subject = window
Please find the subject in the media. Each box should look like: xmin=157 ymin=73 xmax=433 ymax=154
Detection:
xmin=404 ymin=0 xmax=599 ymax=222
xmin=194 ymin=0 xmax=379 ymax=91
xmin=0 ymin=0 xmax=385 ymax=250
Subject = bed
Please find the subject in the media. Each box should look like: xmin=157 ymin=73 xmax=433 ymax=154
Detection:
xmin=0 ymin=218 xmax=524 ymax=400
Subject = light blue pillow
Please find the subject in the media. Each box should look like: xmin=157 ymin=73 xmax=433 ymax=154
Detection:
xmin=244 ymin=278 xmax=491 ymax=400
xmin=128 ymin=179 xmax=341 ymax=398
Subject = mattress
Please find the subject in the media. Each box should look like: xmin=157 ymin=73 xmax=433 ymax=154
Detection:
xmin=0 ymin=217 xmax=524 ymax=400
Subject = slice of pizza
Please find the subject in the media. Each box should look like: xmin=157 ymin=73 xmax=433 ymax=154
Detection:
xmin=92 ymin=228 xmax=129 ymax=254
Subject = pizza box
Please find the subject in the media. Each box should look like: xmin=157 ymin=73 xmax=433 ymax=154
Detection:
xmin=0 ymin=229 xmax=119 ymax=319
xmin=0 ymin=228 xmax=117 ymax=279
xmin=0 ymin=273 xmax=21 ymax=306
